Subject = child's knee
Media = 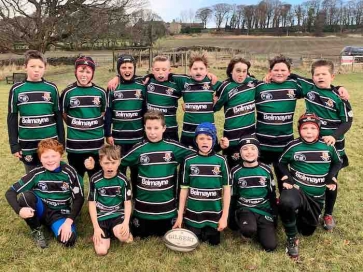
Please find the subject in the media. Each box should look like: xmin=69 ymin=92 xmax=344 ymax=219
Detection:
xmin=95 ymin=245 xmax=109 ymax=256
xmin=261 ymin=239 xmax=277 ymax=252
xmin=239 ymin=224 xmax=257 ymax=238
xmin=18 ymin=191 xmax=37 ymax=208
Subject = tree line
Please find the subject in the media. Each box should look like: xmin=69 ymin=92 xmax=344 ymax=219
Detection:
xmin=193 ymin=0 xmax=363 ymax=34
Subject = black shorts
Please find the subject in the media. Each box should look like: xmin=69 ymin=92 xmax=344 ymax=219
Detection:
xmin=98 ymin=216 xmax=125 ymax=239
xmin=131 ymin=216 xmax=175 ymax=238
xmin=235 ymin=209 xmax=277 ymax=251
xmin=67 ymin=152 xmax=101 ymax=179
xmin=164 ymin=128 xmax=179 ymax=142
xmin=185 ymin=224 xmax=220 ymax=246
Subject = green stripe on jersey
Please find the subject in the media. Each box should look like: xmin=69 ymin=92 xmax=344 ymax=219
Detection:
xmin=8 ymin=80 xmax=60 ymax=155
xmin=108 ymin=82 xmax=146 ymax=145
xmin=172 ymin=75 xmax=215 ymax=138
xmin=121 ymin=139 xmax=195 ymax=220
xmin=182 ymin=153 xmax=230 ymax=229
xmin=147 ymin=78 xmax=181 ymax=129
xmin=279 ymin=139 xmax=341 ymax=199
xmin=88 ymin=171 xmax=132 ymax=221
xmin=231 ymin=163 xmax=275 ymax=217
xmin=11 ymin=162 xmax=84 ymax=210
xmin=214 ymin=78 xmax=257 ymax=146
xmin=255 ymin=80 xmax=302 ymax=153
xmin=61 ymin=82 xmax=107 ymax=153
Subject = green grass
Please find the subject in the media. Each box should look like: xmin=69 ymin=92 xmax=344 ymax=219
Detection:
xmin=0 ymin=65 xmax=362 ymax=271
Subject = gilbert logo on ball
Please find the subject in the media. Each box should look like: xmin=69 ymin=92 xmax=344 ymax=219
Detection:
xmin=163 ymin=228 xmax=199 ymax=252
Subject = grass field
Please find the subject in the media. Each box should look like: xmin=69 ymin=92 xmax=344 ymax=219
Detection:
xmin=0 ymin=65 xmax=362 ymax=271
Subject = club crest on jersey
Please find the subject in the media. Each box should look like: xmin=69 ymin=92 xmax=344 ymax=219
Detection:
xmin=70 ymin=97 xmax=80 ymax=106
xmin=321 ymin=152 xmax=331 ymax=161
xmin=148 ymin=84 xmax=155 ymax=92
xmin=238 ymin=179 xmax=247 ymax=187
xmin=42 ymin=92 xmax=51 ymax=102
xmin=24 ymin=155 xmax=33 ymax=162
xmin=115 ymin=187 xmax=121 ymax=195
xmin=191 ymin=166 xmax=200 ymax=175
xmin=134 ymin=90 xmax=142 ymax=99
xmin=294 ymin=153 xmax=306 ymax=161
xmin=18 ymin=94 xmax=29 ymax=103
xmin=93 ymin=97 xmax=100 ymax=105
xmin=348 ymin=110 xmax=353 ymax=117
xmin=259 ymin=177 xmax=267 ymax=185
xmin=325 ymin=99 xmax=334 ymax=108
xmin=261 ymin=92 xmax=273 ymax=100
xmin=126 ymin=189 xmax=132 ymax=196
xmin=99 ymin=188 xmax=106 ymax=195
xmin=232 ymin=152 xmax=240 ymax=161
xmin=61 ymin=182 xmax=69 ymax=191
xmin=212 ymin=166 xmax=221 ymax=175
xmin=287 ymin=90 xmax=296 ymax=98
xmin=166 ymin=88 xmax=174 ymax=95
xmin=38 ymin=182 xmax=48 ymax=191
xmin=163 ymin=152 xmax=172 ymax=162
xmin=73 ymin=187 xmax=80 ymax=194
xmin=307 ymin=92 xmax=315 ymax=101
xmin=140 ymin=155 xmax=150 ymax=164
xmin=114 ymin=91 xmax=124 ymax=99
xmin=184 ymin=83 xmax=191 ymax=91
xmin=202 ymin=83 xmax=210 ymax=90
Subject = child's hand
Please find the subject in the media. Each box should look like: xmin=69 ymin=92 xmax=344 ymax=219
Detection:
xmin=84 ymin=157 xmax=95 ymax=170
xmin=322 ymin=136 xmax=336 ymax=146
xmin=217 ymin=216 xmax=228 ymax=231
xmin=337 ymin=87 xmax=350 ymax=100
xmin=142 ymin=76 xmax=150 ymax=85
xmin=59 ymin=218 xmax=73 ymax=243
xmin=117 ymin=222 xmax=130 ymax=237
xmin=283 ymin=182 xmax=293 ymax=190
xmin=19 ymin=207 xmax=35 ymax=219
xmin=220 ymin=137 xmax=229 ymax=149
xmin=213 ymin=95 xmax=218 ymax=105
xmin=263 ymin=73 xmax=272 ymax=83
xmin=172 ymin=216 xmax=183 ymax=229
xmin=13 ymin=151 xmax=22 ymax=159
xmin=207 ymin=72 xmax=218 ymax=85
xmin=107 ymin=76 xmax=119 ymax=91
xmin=326 ymin=184 xmax=336 ymax=191
xmin=93 ymin=227 xmax=106 ymax=246
xmin=106 ymin=137 xmax=114 ymax=145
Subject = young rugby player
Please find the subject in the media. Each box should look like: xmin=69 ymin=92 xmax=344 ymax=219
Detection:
xmin=174 ymin=122 xmax=231 ymax=246
xmin=5 ymin=139 xmax=84 ymax=248
xmin=278 ymin=113 xmax=342 ymax=259
xmin=7 ymin=50 xmax=64 ymax=173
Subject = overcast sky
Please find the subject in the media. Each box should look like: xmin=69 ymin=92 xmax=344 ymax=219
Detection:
xmin=148 ymin=0 xmax=301 ymax=24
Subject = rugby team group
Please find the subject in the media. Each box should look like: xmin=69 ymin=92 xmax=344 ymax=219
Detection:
xmin=5 ymin=49 xmax=353 ymax=259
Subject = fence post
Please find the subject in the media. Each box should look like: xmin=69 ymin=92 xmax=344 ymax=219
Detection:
xmin=185 ymin=51 xmax=188 ymax=74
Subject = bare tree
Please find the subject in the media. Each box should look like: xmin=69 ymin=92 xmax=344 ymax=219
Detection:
xmin=213 ymin=3 xmax=232 ymax=29
xmin=0 ymin=0 xmax=147 ymax=53
xmin=195 ymin=7 xmax=213 ymax=28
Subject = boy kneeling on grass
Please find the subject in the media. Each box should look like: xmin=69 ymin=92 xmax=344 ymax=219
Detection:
xmin=85 ymin=144 xmax=133 ymax=256
xmin=173 ymin=122 xmax=231 ymax=246
xmin=5 ymin=139 xmax=84 ymax=249
xmin=278 ymin=113 xmax=342 ymax=259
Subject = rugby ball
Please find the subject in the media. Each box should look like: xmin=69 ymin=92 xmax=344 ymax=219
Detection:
xmin=163 ymin=228 xmax=199 ymax=252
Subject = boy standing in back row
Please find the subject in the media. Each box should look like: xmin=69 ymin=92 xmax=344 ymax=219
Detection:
xmin=7 ymin=50 xmax=65 ymax=173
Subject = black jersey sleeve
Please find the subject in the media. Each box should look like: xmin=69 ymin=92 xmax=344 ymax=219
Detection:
xmin=55 ymin=111 xmax=65 ymax=147
xmin=7 ymin=113 xmax=20 ymax=154
xmin=5 ymin=187 xmax=21 ymax=214
xmin=104 ymin=107 xmax=112 ymax=137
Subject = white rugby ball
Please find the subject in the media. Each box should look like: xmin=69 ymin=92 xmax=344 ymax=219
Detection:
xmin=163 ymin=228 xmax=199 ymax=252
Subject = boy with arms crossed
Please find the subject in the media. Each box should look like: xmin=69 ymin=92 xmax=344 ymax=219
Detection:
xmin=5 ymin=139 xmax=84 ymax=248
xmin=7 ymin=50 xmax=64 ymax=173
xmin=86 ymin=144 xmax=133 ymax=256
xmin=174 ymin=123 xmax=231 ymax=246
xmin=278 ymin=113 xmax=341 ymax=259
xmin=60 ymin=56 xmax=107 ymax=179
